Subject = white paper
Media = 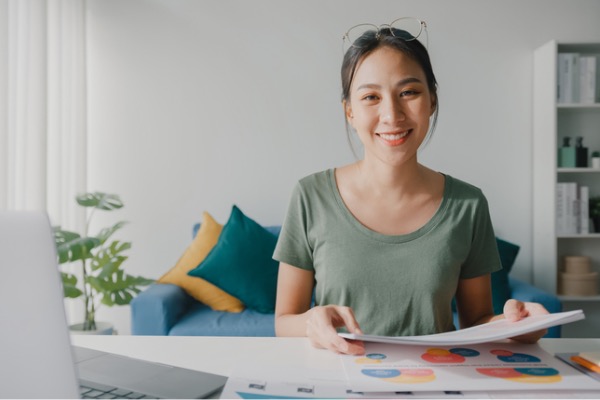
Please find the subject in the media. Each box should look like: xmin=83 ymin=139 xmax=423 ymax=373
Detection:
xmin=340 ymin=342 xmax=600 ymax=393
xmin=339 ymin=310 xmax=584 ymax=346
xmin=220 ymin=364 xmax=493 ymax=399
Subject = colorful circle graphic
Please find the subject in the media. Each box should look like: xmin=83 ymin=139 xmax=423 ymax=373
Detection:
xmin=421 ymin=348 xmax=465 ymax=363
xmin=361 ymin=368 xmax=435 ymax=384
xmin=490 ymin=350 xmax=541 ymax=363
xmin=449 ymin=348 xmax=480 ymax=357
xmin=367 ymin=353 xmax=387 ymax=360
xmin=355 ymin=353 xmax=388 ymax=364
xmin=361 ymin=369 xmax=400 ymax=378
xmin=477 ymin=367 xmax=561 ymax=383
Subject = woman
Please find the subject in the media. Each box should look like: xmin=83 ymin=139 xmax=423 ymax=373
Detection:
xmin=273 ymin=19 xmax=547 ymax=355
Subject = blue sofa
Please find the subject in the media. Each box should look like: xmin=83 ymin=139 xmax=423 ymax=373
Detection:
xmin=132 ymin=277 xmax=562 ymax=337
xmin=131 ymin=227 xmax=563 ymax=338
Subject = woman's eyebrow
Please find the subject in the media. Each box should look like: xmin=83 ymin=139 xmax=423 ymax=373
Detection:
xmin=356 ymin=77 xmax=423 ymax=91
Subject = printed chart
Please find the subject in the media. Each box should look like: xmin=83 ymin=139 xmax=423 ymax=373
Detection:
xmin=342 ymin=342 xmax=600 ymax=392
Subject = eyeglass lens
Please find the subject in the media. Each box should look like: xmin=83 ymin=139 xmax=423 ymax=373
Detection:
xmin=344 ymin=18 xmax=423 ymax=48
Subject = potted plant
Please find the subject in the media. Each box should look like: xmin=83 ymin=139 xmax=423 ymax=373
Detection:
xmin=53 ymin=192 xmax=154 ymax=333
xmin=590 ymin=196 xmax=600 ymax=233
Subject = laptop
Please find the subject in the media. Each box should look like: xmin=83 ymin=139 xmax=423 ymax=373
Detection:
xmin=0 ymin=211 xmax=227 ymax=399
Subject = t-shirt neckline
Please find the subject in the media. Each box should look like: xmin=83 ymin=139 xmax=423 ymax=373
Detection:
xmin=327 ymin=168 xmax=451 ymax=244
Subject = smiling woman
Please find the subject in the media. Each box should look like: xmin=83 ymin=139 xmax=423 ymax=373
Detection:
xmin=272 ymin=20 xmax=550 ymax=355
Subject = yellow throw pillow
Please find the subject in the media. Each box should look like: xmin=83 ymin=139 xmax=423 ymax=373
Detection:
xmin=158 ymin=211 xmax=245 ymax=312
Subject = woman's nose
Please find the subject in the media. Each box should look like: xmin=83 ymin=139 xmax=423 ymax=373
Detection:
xmin=380 ymin=98 xmax=405 ymax=123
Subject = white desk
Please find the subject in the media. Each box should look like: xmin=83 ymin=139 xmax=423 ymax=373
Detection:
xmin=72 ymin=336 xmax=339 ymax=378
xmin=72 ymin=336 xmax=600 ymax=397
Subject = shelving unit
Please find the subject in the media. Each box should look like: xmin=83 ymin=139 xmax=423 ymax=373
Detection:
xmin=533 ymin=41 xmax=600 ymax=337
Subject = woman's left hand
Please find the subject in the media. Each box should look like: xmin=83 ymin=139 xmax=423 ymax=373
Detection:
xmin=503 ymin=299 xmax=549 ymax=343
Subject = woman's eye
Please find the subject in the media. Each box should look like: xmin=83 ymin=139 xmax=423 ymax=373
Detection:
xmin=400 ymin=90 xmax=418 ymax=97
xmin=362 ymin=95 xmax=379 ymax=101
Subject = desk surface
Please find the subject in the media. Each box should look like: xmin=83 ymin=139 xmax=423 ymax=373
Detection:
xmin=72 ymin=336 xmax=600 ymax=378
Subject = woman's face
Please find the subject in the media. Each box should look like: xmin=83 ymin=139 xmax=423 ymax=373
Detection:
xmin=345 ymin=45 xmax=436 ymax=167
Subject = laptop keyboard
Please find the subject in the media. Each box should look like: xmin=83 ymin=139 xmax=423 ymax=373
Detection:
xmin=80 ymin=379 xmax=159 ymax=399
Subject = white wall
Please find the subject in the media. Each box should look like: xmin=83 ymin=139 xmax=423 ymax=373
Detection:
xmin=84 ymin=0 xmax=600 ymax=334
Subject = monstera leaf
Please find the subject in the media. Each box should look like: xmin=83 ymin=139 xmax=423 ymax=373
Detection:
xmin=61 ymin=272 xmax=83 ymax=298
xmin=76 ymin=192 xmax=123 ymax=210
xmin=54 ymin=228 xmax=101 ymax=264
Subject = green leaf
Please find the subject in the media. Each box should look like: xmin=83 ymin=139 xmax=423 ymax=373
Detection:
xmin=61 ymin=273 xmax=83 ymax=298
xmin=76 ymin=192 xmax=124 ymax=211
xmin=56 ymin=236 xmax=100 ymax=264
xmin=54 ymin=227 xmax=81 ymax=245
xmin=96 ymin=221 xmax=128 ymax=244
xmin=85 ymin=270 xmax=154 ymax=307
xmin=90 ymin=240 xmax=130 ymax=276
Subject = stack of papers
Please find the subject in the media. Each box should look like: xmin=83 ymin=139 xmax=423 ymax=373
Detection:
xmin=338 ymin=310 xmax=584 ymax=345
xmin=220 ymin=310 xmax=600 ymax=399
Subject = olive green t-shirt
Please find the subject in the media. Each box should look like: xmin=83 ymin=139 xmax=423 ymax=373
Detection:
xmin=273 ymin=169 xmax=501 ymax=336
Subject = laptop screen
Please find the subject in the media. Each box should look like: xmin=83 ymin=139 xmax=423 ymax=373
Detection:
xmin=0 ymin=211 xmax=79 ymax=398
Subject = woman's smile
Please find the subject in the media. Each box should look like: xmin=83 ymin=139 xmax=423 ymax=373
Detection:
xmin=377 ymin=129 xmax=412 ymax=146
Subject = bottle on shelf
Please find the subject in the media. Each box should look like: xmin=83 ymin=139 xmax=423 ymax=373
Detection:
xmin=575 ymin=137 xmax=589 ymax=168
xmin=558 ymin=136 xmax=576 ymax=168
xmin=592 ymin=151 xmax=600 ymax=169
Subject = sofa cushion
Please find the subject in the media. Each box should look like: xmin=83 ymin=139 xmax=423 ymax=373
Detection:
xmin=193 ymin=223 xmax=281 ymax=238
xmin=168 ymin=302 xmax=275 ymax=336
xmin=158 ymin=211 xmax=244 ymax=312
xmin=491 ymin=238 xmax=520 ymax=314
xmin=188 ymin=205 xmax=279 ymax=313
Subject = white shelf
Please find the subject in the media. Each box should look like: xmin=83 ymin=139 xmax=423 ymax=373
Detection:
xmin=557 ymin=103 xmax=600 ymax=109
xmin=533 ymin=40 xmax=600 ymax=302
xmin=557 ymin=168 xmax=600 ymax=173
xmin=559 ymin=295 xmax=600 ymax=302
xmin=557 ymin=234 xmax=600 ymax=239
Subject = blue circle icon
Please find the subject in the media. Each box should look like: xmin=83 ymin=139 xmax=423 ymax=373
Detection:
xmin=366 ymin=353 xmax=387 ymax=360
xmin=515 ymin=368 xmax=559 ymax=376
xmin=361 ymin=369 xmax=401 ymax=378
xmin=450 ymin=348 xmax=480 ymax=357
xmin=498 ymin=353 xmax=541 ymax=363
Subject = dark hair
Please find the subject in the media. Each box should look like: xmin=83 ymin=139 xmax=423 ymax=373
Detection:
xmin=341 ymin=28 xmax=439 ymax=152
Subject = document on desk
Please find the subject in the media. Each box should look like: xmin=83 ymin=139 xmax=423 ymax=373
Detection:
xmin=340 ymin=342 xmax=600 ymax=393
xmin=219 ymin=364 xmax=492 ymax=399
xmin=338 ymin=310 xmax=584 ymax=346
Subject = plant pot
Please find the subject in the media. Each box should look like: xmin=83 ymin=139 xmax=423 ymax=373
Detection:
xmin=69 ymin=321 xmax=114 ymax=335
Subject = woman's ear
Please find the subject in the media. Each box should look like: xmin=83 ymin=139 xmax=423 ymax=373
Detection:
xmin=430 ymin=96 xmax=437 ymax=116
xmin=343 ymin=100 xmax=354 ymax=124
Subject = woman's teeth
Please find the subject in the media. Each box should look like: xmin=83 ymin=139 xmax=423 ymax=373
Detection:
xmin=379 ymin=131 xmax=409 ymax=140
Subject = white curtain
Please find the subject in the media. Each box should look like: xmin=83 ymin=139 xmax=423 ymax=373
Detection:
xmin=0 ymin=0 xmax=87 ymax=234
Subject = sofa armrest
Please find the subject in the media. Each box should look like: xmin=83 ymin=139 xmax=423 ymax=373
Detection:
xmin=509 ymin=276 xmax=563 ymax=338
xmin=131 ymin=283 xmax=195 ymax=335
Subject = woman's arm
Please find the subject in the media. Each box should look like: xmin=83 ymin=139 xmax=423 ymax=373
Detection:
xmin=455 ymin=274 xmax=495 ymax=329
xmin=274 ymin=262 xmax=314 ymax=336
xmin=275 ymin=262 xmax=365 ymax=354
xmin=455 ymin=274 xmax=548 ymax=343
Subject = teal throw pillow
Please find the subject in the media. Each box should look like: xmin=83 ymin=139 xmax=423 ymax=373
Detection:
xmin=490 ymin=238 xmax=520 ymax=314
xmin=187 ymin=205 xmax=279 ymax=313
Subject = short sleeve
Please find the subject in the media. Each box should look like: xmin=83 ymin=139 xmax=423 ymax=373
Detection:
xmin=273 ymin=181 xmax=314 ymax=271
xmin=460 ymin=193 xmax=502 ymax=279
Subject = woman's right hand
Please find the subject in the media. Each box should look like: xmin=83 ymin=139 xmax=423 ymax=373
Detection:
xmin=305 ymin=305 xmax=365 ymax=355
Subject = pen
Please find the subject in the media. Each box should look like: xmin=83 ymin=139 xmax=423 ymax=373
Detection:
xmin=571 ymin=355 xmax=600 ymax=374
